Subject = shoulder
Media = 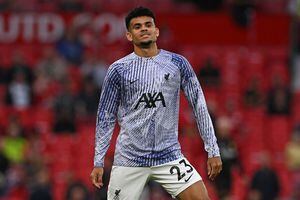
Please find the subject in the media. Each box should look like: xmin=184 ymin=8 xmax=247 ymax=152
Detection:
xmin=163 ymin=51 xmax=194 ymax=79
xmin=111 ymin=52 xmax=135 ymax=67
xmin=161 ymin=50 xmax=189 ymax=67
xmin=106 ymin=53 xmax=133 ymax=75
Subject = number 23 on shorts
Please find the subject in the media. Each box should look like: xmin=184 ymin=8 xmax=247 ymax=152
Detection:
xmin=169 ymin=158 xmax=194 ymax=182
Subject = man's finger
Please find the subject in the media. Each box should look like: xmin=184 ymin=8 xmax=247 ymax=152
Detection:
xmin=218 ymin=165 xmax=222 ymax=174
xmin=207 ymin=162 xmax=212 ymax=176
xmin=211 ymin=162 xmax=221 ymax=180
xmin=96 ymin=173 xmax=104 ymax=187
xmin=93 ymin=181 xmax=101 ymax=189
xmin=216 ymin=162 xmax=222 ymax=174
xmin=91 ymin=174 xmax=100 ymax=188
xmin=90 ymin=167 xmax=104 ymax=189
xmin=207 ymin=157 xmax=222 ymax=181
xmin=209 ymin=164 xmax=217 ymax=180
xmin=90 ymin=172 xmax=102 ymax=189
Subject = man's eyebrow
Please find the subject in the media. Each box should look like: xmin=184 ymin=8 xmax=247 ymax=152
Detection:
xmin=132 ymin=22 xmax=142 ymax=26
xmin=132 ymin=20 xmax=153 ymax=26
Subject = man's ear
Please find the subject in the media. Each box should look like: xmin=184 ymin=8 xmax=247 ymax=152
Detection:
xmin=155 ymin=27 xmax=159 ymax=37
xmin=126 ymin=32 xmax=133 ymax=42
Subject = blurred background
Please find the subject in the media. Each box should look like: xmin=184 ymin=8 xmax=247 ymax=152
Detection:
xmin=0 ymin=0 xmax=299 ymax=199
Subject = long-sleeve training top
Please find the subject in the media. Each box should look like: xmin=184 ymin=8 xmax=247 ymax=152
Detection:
xmin=94 ymin=49 xmax=220 ymax=167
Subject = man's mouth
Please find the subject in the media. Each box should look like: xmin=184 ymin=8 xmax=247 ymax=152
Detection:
xmin=141 ymin=33 xmax=150 ymax=37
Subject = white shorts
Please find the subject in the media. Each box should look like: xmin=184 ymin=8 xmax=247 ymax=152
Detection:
xmin=107 ymin=157 xmax=202 ymax=200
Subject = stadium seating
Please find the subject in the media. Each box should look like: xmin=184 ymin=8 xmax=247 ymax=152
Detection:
xmin=265 ymin=116 xmax=291 ymax=153
xmin=0 ymin=2 xmax=294 ymax=197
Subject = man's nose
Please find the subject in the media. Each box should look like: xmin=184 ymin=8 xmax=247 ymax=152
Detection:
xmin=141 ymin=25 xmax=148 ymax=31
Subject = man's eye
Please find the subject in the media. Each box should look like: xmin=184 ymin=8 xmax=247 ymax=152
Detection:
xmin=146 ymin=23 xmax=152 ymax=27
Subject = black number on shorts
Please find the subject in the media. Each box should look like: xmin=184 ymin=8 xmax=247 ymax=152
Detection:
xmin=170 ymin=166 xmax=186 ymax=181
xmin=179 ymin=159 xmax=193 ymax=173
xmin=169 ymin=159 xmax=194 ymax=182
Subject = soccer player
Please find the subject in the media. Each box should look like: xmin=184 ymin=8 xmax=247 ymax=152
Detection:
xmin=90 ymin=7 xmax=222 ymax=200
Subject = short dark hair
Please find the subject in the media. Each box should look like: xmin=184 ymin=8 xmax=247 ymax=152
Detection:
xmin=125 ymin=7 xmax=156 ymax=30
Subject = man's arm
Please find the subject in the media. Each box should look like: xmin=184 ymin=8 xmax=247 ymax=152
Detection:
xmin=178 ymin=55 xmax=222 ymax=180
xmin=91 ymin=64 xmax=121 ymax=188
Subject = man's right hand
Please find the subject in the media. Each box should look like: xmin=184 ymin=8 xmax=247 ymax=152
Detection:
xmin=90 ymin=167 xmax=104 ymax=189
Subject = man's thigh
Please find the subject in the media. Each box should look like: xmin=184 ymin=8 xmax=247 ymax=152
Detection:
xmin=108 ymin=166 xmax=151 ymax=200
xmin=151 ymin=157 xmax=203 ymax=198
xmin=176 ymin=181 xmax=210 ymax=200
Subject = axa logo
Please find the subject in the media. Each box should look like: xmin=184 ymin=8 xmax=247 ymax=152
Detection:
xmin=134 ymin=92 xmax=166 ymax=109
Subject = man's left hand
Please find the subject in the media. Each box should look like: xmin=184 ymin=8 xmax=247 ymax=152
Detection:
xmin=207 ymin=156 xmax=222 ymax=181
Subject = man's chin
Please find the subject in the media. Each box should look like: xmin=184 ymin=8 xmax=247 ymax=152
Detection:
xmin=139 ymin=40 xmax=152 ymax=48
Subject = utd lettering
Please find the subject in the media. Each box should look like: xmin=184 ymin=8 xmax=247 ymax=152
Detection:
xmin=134 ymin=92 xmax=166 ymax=109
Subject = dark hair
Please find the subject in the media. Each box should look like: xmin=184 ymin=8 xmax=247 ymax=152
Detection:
xmin=125 ymin=7 xmax=156 ymax=30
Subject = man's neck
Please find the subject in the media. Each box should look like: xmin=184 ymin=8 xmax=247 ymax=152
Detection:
xmin=134 ymin=43 xmax=159 ymax=58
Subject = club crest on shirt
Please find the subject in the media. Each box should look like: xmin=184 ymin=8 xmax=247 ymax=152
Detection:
xmin=164 ymin=73 xmax=170 ymax=80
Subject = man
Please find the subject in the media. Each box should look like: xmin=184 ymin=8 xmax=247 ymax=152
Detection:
xmin=90 ymin=7 xmax=222 ymax=200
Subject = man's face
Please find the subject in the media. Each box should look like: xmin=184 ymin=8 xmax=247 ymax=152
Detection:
xmin=126 ymin=16 xmax=159 ymax=48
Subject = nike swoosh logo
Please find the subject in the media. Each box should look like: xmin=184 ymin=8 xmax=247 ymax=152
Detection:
xmin=130 ymin=79 xmax=138 ymax=84
xmin=184 ymin=173 xmax=193 ymax=182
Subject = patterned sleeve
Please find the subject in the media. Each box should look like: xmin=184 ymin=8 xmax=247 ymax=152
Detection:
xmin=94 ymin=64 xmax=121 ymax=167
xmin=178 ymin=55 xmax=220 ymax=158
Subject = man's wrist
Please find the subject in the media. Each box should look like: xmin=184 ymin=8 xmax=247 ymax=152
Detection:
xmin=94 ymin=161 xmax=104 ymax=168
xmin=94 ymin=165 xmax=104 ymax=168
xmin=208 ymin=151 xmax=220 ymax=158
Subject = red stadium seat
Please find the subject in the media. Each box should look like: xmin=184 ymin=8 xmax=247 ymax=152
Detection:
xmin=68 ymin=66 xmax=82 ymax=94
xmin=0 ymin=45 xmax=15 ymax=66
xmin=231 ymin=168 xmax=247 ymax=200
xmin=241 ymin=109 xmax=266 ymax=174
xmin=292 ymin=92 xmax=300 ymax=123
xmin=0 ymin=85 xmax=6 ymax=106
xmin=241 ymin=50 xmax=268 ymax=91
xmin=265 ymin=116 xmax=291 ymax=153
xmin=6 ymin=186 xmax=29 ymax=200
xmin=34 ymin=107 xmax=53 ymax=133
xmin=275 ymin=166 xmax=292 ymax=198
xmin=53 ymin=180 xmax=68 ymax=200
